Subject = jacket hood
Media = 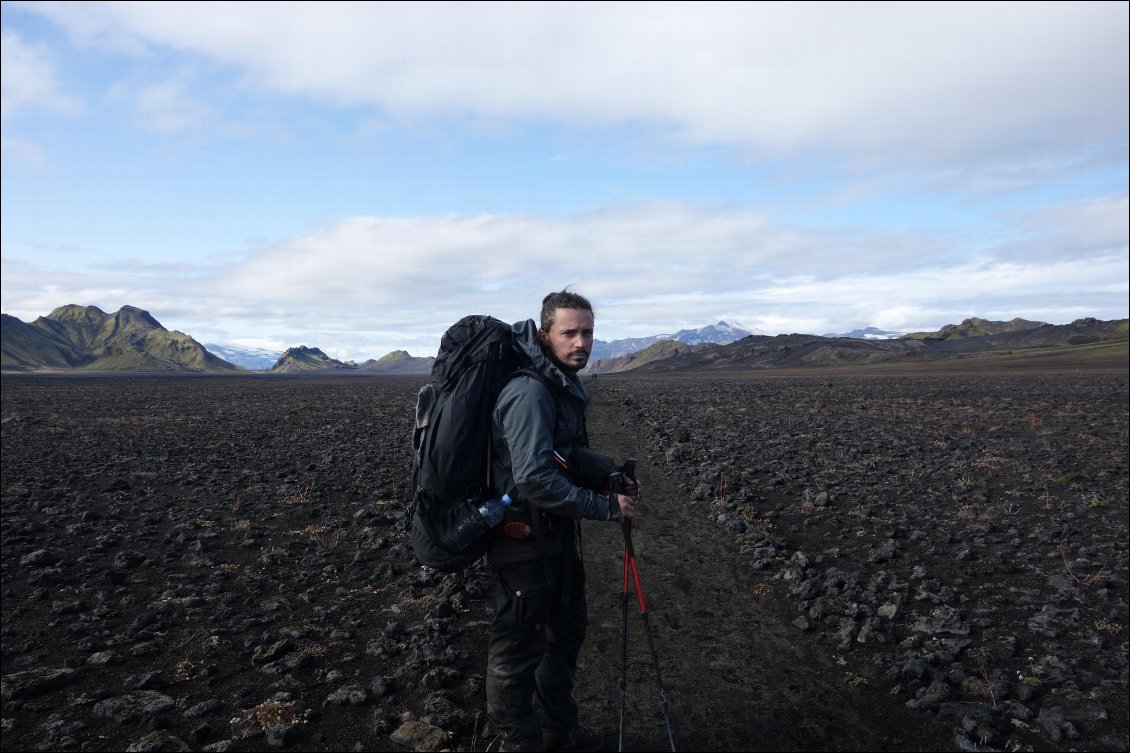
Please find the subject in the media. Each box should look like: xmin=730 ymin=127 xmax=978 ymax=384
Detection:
xmin=511 ymin=319 xmax=589 ymax=403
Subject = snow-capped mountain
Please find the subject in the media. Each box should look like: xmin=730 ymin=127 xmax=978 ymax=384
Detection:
xmin=668 ymin=321 xmax=760 ymax=345
xmin=822 ymin=327 xmax=905 ymax=340
xmin=203 ymin=343 xmax=281 ymax=371
xmin=591 ymin=321 xmax=758 ymax=362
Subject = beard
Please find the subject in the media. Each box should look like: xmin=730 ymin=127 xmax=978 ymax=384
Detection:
xmin=553 ymin=349 xmax=589 ymax=374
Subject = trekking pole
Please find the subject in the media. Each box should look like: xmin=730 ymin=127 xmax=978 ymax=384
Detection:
xmin=616 ymin=469 xmax=630 ymax=753
xmin=613 ymin=460 xmax=676 ymax=753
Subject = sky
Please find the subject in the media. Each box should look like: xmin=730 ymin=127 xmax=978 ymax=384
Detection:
xmin=2 ymin=1 xmax=1127 ymax=362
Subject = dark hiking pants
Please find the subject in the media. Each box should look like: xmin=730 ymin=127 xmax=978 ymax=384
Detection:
xmin=486 ymin=554 xmax=587 ymax=750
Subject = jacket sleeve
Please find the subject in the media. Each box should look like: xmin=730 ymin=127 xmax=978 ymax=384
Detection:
xmin=495 ymin=375 xmax=612 ymax=521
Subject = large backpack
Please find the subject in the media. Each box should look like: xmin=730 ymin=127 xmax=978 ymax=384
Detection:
xmin=409 ymin=315 xmax=538 ymax=571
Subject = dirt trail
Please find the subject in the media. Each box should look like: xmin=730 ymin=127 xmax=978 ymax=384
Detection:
xmin=573 ymin=388 xmax=956 ymax=752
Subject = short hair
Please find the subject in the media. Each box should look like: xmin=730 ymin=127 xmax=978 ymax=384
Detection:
xmin=540 ymin=288 xmax=594 ymax=332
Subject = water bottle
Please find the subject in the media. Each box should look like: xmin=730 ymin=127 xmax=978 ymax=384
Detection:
xmin=440 ymin=494 xmax=512 ymax=552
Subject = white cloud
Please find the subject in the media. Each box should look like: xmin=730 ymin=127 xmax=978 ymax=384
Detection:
xmin=0 ymin=28 xmax=79 ymax=121
xmin=981 ymin=194 xmax=1130 ymax=263
xmin=0 ymin=135 xmax=46 ymax=166
xmin=1018 ymin=195 xmax=1130 ymax=252
xmin=21 ymin=2 xmax=1128 ymax=164
xmin=110 ymin=76 xmax=213 ymax=132
xmin=4 ymin=201 xmax=1125 ymax=360
xmin=203 ymin=205 xmax=855 ymax=327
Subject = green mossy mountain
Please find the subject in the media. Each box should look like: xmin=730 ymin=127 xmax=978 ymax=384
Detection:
xmin=1 ymin=305 xmax=239 ymax=373
xmin=270 ymin=346 xmax=356 ymax=372
xmin=901 ymin=316 xmax=1046 ymax=340
xmin=1 ymin=314 xmax=85 ymax=369
xmin=584 ymin=339 xmax=698 ymax=374
xmin=358 ymin=350 xmax=435 ymax=375
xmin=377 ymin=349 xmax=411 ymax=363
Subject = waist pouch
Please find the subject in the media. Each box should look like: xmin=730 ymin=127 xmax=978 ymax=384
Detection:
xmin=501 ymin=505 xmax=556 ymax=540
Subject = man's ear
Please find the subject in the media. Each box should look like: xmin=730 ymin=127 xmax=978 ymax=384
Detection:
xmin=537 ymin=328 xmax=549 ymax=345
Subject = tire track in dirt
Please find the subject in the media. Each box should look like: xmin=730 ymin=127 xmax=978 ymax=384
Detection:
xmin=574 ymin=388 xmax=956 ymax=752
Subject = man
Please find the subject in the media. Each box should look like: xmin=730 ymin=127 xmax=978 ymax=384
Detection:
xmin=486 ymin=289 xmax=638 ymax=752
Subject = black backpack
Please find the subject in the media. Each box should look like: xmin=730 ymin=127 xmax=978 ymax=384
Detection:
xmin=409 ymin=315 xmax=537 ymax=571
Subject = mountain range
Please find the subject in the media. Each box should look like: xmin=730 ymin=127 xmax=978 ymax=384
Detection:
xmin=589 ymin=317 xmax=1128 ymax=373
xmin=267 ymin=347 xmax=437 ymax=375
xmin=0 ymin=306 xmax=441 ymax=375
xmin=2 ymin=305 xmax=1126 ymax=375
xmin=1 ymin=305 xmax=238 ymax=373
xmin=209 ymin=320 xmax=759 ymax=374
xmin=591 ymin=321 xmax=757 ymax=361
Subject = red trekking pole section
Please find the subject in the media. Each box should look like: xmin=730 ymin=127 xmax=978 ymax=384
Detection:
xmin=622 ymin=542 xmax=647 ymax=613
xmin=613 ymin=460 xmax=676 ymax=752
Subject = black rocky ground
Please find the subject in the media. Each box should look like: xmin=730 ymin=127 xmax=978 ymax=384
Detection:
xmin=1 ymin=370 xmax=1126 ymax=752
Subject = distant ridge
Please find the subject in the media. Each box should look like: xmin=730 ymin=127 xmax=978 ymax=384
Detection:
xmin=823 ymin=326 xmax=905 ymax=340
xmin=358 ymin=350 xmax=435 ymax=375
xmin=586 ymin=340 xmax=705 ymax=374
xmin=1 ymin=305 xmax=238 ymax=373
xmin=587 ymin=314 xmax=1125 ymax=373
xmin=590 ymin=320 xmax=755 ymax=362
xmin=590 ymin=317 xmax=1128 ymax=373
xmin=5 ymin=306 xmax=1125 ymax=375
xmin=902 ymin=317 xmax=1046 ymax=340
xmin=270 ymin=346 xmax=356 ymax=373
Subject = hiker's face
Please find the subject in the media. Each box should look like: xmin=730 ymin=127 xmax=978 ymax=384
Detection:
xmin=540 ymin=307 xmax=594 ymax=373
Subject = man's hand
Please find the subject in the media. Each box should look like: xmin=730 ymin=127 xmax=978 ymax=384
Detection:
xmin=623 ymin=477 xmax=640 ymax=501
xmin=607 ymin=469 xmax=640 ymax=522
xmin=615 ymin=493 xmax=636 ymax=522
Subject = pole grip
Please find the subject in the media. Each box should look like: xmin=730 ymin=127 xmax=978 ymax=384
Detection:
xmin=611 ymin=460 xmax=637 ymax=552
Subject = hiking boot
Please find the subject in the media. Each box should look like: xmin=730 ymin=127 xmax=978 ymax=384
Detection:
xmin=499 ymin=737 xmax=544 ymax=752
xmin=542 ymin=723 xmax=606 ymax=752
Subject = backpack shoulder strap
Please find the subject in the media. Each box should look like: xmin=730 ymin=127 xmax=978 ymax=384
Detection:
xmin=509 ymin=366 xmax=558 ymax=393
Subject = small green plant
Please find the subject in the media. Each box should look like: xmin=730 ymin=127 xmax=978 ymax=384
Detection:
xmin=1019 ymin=657 xmax=1045 ymax=687
xmin=1060 ymin=548 xmax=1108 ymax=589
xmin=974 ymin=658 xmax=998 ymax=709
xmin=751 ymin=582 xmax=774 ymax=598
xmin=281 ymin=482 xmax=314 ymax=506
xmin=954 ymin=473 xmax=977 ymax=491
xmin=310 ymin=526 xmax=339 ymax=551
xmin=229 ymin=699 xmax=311 ymax=739
xmin=173 ymin=658 xmax=199 ymax=683
xmin=1095 ymin=618 xmax=1122 ymax=634
xmin=713 ymin=474 xmax=727 ymax=506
